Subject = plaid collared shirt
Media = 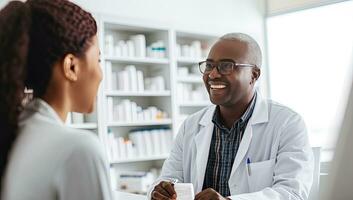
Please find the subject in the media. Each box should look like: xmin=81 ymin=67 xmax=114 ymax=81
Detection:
xmin=202 ymin=92 xmax=257 ymax=197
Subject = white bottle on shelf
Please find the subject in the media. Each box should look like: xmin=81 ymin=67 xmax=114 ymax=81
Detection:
xmin=130 ymin=34 xmax=146 ymax=58
xmin=131 ymin=101 xmax=138 ymax=122
xmin=105 ymin=61 xmax=112 ymax=90
xmin=143 ymin=131 xmax=153 ymax=156
xmin=126 ymin=65 xmax=138 ymax=91
xmin=107 ymin=97 xmax=114 ymax=122
xmin=176 ymin=44 xmax=181 ymax=58
xmin=126 ymin=40 xmax=135 ymax=57
xmin=118 ymin=70 xmax=130 ymax=91
xmin=105 ymin=34 xmax=114 ymax=56
xmin=137 ymin=70 xmax=144 ymax=91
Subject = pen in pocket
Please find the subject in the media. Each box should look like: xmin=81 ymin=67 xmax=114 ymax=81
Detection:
xmin=247 ymin=158 xmax=252 ymax=176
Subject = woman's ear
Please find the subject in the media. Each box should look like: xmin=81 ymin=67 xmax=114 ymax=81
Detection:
xmin=62 ymin=54 xmax=79 ymax=82
xmin=251 ymin=67 xmax=261 ymax=84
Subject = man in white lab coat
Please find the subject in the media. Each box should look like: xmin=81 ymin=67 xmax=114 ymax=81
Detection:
xmin=149 ymin=33 xmax=314 ymax=200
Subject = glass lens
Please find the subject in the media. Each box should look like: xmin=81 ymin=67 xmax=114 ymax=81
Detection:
xmin=218 ymin=61 xmax=234 ymax=74
xmin=199 ymin=61 xmax=214 ymax=73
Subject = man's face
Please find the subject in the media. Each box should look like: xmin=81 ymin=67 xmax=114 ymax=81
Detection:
xmin=203 ymin=39 xmax=255 ymax=107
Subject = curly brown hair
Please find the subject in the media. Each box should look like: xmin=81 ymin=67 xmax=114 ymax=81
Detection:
xmin=0 ymin=0 xmax=97 ymax=192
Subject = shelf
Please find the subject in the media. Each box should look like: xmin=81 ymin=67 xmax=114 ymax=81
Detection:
xmin=177 ymin=76 xmax=203 ymax=83
xmin=67 ymin=123 xmax=98 ymax=129
xmin=108 ymin=119 xmax=172 ymax=127
xmin=177 ymin=57 xmax=204 ymax=64
xmin=110 ymin=154 xmax=169 ymax=164
xmin=104 ymin=56 xmax=169 ymax=65
xmin=178 ymin=102 xmax=210 ymax=107
xmin=105 ymin=90 xmax=171 ymax=97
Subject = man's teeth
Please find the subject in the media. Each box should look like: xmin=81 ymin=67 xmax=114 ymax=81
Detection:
xmin=210 ymin=85 xmax=226 ymax=89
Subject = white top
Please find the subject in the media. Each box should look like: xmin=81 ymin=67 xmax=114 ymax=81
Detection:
xmin=2 ymin=99 xmax=113 ymax=200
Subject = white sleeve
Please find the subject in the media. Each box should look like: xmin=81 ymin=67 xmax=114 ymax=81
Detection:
xmin=147 ymin=121 xmax=186 ymax=200
xmin=53 ymin=135 xmax=113 ymax=200
xmin=229 ymin=114 xmax=314 ymax=200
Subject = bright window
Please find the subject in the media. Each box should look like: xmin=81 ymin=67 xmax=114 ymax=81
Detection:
xmin=267 ymin=1 xmax=353 ymax=151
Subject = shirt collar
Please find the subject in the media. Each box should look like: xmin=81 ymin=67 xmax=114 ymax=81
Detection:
xmin=212 ymin=92 xmax=257 ymax=130
xmin=20 ymin=98 xmax=64 ymax=126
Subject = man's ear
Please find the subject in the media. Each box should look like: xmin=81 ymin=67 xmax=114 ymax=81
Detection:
xmin=62 ymin=54 xmax=79 ymax=82
xmin=251 ymin=67 xmax=261 ymax=84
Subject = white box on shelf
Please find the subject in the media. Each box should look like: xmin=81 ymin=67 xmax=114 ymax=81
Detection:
xmin=118 ymin=172 xmax=154 ymax=194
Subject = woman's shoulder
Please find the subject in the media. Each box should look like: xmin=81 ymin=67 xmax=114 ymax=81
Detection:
xmin=59 ymin=126 xmax=104 ymax=155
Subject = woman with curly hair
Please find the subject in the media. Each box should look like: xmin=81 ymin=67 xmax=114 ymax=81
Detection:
xmin=0 ymin=0 xmax=112 ymax=199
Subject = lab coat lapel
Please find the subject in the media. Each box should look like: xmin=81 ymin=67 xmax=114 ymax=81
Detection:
xmin=229 ymin=92 xmax=269 ymax=181
xmin=194 ymin=106 xmax=216 ymax=193
xmin=229 ymin=121 xmax=252 ymax=179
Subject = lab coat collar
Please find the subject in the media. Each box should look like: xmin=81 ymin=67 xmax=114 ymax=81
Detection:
xmin=20 ymin=98 xmax=64 ymax=126
xmin=195 ymin=91 xmax=268 ymax=192
xmin=198 ymin=91 xmax=268 ymax=128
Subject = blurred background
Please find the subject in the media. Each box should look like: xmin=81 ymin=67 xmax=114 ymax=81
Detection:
xmin=1 ymin=0 xmax=352 ymax=198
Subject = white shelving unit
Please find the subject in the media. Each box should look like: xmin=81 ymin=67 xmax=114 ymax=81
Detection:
xmin=111 ymin=154 xmax=170 ymax=164
xmin=105 ymin=90 xmax=171 ymax=97
xmin=174 ymin=31 xmax=217 ymax=130
xmin=65 ymin=15 xmax=220 ymax=195
xmin=105 ymin=56 xmax=169 ymax=65
xmin=107 ymin=119 xmax=172 ymax=127
xmin=65 ymin=109 xmax=99 ymax=133
xmin=67 ymin=123 xmax=98 ymax=130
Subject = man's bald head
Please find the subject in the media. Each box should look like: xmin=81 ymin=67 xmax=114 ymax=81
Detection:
xmin=219 ymin=33 xmax=262 ymax=68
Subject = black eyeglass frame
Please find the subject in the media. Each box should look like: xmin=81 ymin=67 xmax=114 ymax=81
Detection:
xmin=198 ymin=60 xmax=256 ymax=75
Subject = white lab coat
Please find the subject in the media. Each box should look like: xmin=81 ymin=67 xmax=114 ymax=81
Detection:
xmin=148 ymin=93 xmax=314 ymax=200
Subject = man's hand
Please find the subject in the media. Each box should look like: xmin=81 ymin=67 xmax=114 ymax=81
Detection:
xmin=195 ymin=188 xmax=231 ymax=200
xmin=151 ymin=181 xmax=177 ymax=200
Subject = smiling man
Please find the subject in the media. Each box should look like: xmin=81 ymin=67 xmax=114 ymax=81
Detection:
xmin=148 ymin=33 xmax=314 ymax=200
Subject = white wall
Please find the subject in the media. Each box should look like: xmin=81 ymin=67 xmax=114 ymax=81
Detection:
xmin=72 ymin=0 xmax=269 ymax=95
xmin=0 ymin=0 xmax=268 ymax=95
xmin=73 ymin=0 xmax=265 ymax=40
xmin=267 ymin=0 xmax=350 ymax=15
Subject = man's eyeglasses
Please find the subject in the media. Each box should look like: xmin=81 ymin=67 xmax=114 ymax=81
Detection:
xmin=198 ymin=60 xmax=256 ymax=75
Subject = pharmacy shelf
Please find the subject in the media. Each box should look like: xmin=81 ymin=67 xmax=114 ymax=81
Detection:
xmin=67 ymin=123 xmax=98 ymax=129
xmin=105 ymin=56 xmax=169 ymax=65
xmin=178 ymin=101 xmax=211 ymax=107
xmin=107 ymin=119 xmax=172 ymax=127
xmin=105 ymin=90 xmax=171 ymax=97
xmin=110 ymin=154 xmax=170 ymax=164
xmin=177 ymin=76 xmax=203 ymax=83
xmin=177 ymin=57 xmax=203 ymax=64
xmin=97 ymin=16 xmax=220 ymax=193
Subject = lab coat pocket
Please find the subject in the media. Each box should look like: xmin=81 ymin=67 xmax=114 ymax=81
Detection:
xmin=247 ymin=158 xmax=275 ymax=192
